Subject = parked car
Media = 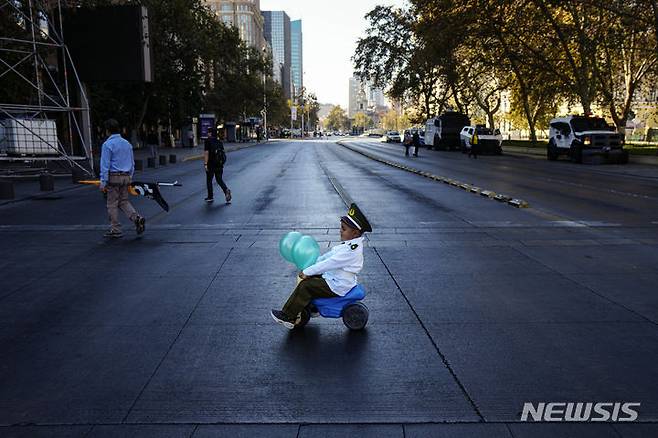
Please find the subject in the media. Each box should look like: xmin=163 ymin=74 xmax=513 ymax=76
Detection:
xmin=382 ymin=131 xmax=401 ymax=143
xmin=460 ymin=125 xmax=503 ymax=155
xmin=547 ymin=115 xmax=627 ymax=163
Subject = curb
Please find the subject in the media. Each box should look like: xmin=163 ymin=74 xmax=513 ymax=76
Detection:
xmin=337 ymin=141 xmax=530 ymax=209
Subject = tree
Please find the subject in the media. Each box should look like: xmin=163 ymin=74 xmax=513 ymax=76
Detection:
xmin=381 ymin=109 xmax=401 ymax=130
xmin=594 ymin=1 xmax=658 ymax=130
xmin=325 ymin=106 xmax=348 ymax=131
xmin=353 ymin=5 xmax=444 ymax=119
xmin=353 ymin=112 xmax=373 ymax=130
xmin=73 ymin=0 xmax=272 ymax=141
xmin=264 ymin=79 xmax=290 ymax=128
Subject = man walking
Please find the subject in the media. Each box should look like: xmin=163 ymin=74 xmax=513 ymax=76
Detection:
xmin=204 ymin=128 xmax=232 ymax=203
xmin=412 ymin=130 xmax=421 ymax=157
xmin=99 ymin=119 xmax=145 ymax=238
xmin=468 ymin=131 xmax=479 ymax=159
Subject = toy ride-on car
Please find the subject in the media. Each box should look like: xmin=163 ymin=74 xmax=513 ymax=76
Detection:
xmin=294 ymin=284 xmax=369 ymax=330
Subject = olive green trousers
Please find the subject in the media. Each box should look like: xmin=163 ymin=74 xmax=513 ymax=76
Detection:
xmin=282 ymin=276 xmax=338 ymax=319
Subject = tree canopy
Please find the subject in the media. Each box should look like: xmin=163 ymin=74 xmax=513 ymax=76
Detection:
xmin=353 ymin=0 xmax=658 ymax=139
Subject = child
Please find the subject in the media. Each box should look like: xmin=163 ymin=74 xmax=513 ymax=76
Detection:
xmin=271 ymin=203 xmax=372 ymax=329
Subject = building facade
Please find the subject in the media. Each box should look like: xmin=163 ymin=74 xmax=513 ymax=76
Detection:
xmin=205 ymin=0 xmax=265 ymax=49
xmin=263 ymin=10 xmax=291 ymax=99
xmin=348 ymin=76 xmax=386 ymax=118
xmin=290 ymin=19 xmax=303 ymax=99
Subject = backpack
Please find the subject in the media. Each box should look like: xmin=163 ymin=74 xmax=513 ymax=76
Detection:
xmin=208 ymin=140 xmax=226 ymax=166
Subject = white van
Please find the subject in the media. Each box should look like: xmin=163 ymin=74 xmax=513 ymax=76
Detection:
xmin=460 ymin=125 xmax=503 ymax=155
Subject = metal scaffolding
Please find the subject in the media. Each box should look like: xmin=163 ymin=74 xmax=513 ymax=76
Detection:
xmin=0 ymin=0 xmax=93 ymax=174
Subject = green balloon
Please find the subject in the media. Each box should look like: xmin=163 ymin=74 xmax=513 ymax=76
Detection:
xmin=292 ymin=235 xmax=320 ymax=270
xmin=279 ymin=231 xmax=302 ymax=263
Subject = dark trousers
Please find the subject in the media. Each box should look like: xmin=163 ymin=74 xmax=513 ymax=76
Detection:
xmin=282 ymin=276 xmax=338 ymax=319
xmin=468 ymin=144 xmax=478 ymax=158
xmin=404 ymin=144 xmax=419 ymax=156
xmin=206 ymin=166 xmax=228 ymax=198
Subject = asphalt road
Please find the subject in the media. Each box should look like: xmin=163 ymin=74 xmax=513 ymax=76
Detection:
xmin=1 ymin=139 xmax=657 ymax=437
xmin=343 ymin=138 xmax=658 ymax=226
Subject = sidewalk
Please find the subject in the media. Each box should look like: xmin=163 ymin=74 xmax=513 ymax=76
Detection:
xmin=0 ymin=140 xmax=268 ymax=206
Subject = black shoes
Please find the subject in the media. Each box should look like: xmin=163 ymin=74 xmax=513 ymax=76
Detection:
xmin=225 ymin=189 xmax=232 ymax=204
xmin=134 ymin=216 xmax=146 ymax=235
xmin=271 ymin=309 xmax=295 ymax=329
xmin=205 ymin=197 xmax=214 ymax=203
xmin=104 ymin=230 xmax=123 ymax=239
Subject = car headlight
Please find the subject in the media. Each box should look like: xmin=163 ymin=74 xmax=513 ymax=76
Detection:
xmin=583 ymin=136 xmax=591 ymax=145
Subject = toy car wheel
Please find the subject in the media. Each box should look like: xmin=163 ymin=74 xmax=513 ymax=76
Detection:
xmin=295 ymin=308 xmax=311 ymax=328
xmin=342 ymin=302 xmax=369 ymax=330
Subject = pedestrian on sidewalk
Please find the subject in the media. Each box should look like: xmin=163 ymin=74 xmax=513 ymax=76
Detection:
xmin=271 ymin=203 xmax=372 ymax=329
xmin=412 ymin=131 xmax=421 ymax=157
xmin=99 ymin=119 xmax=145 ymax=238
xmin=204 ymin=128 xmax=232 ymax=203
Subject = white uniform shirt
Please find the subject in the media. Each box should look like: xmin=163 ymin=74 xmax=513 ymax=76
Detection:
xmin=302 ymin=236 xmax=365 ymax=296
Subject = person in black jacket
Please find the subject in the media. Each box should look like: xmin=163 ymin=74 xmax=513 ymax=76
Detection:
xmin=204 ymin=128 xmax=232 ymax=203
xmin=412 ymin=131 xmax=421 ymax=157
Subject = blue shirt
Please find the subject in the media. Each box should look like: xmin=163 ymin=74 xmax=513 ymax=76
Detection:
xmin=100 ymin=134 xmax=135 ymax=185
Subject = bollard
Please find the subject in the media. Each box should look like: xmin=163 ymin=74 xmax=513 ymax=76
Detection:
xmin=159 ymin=155 xmax=167 ymax=166
xmin=0 ymin=180 xmax=15 ymax=199
xmin=134 ymin=159 xmax=144 ymax=171
xmin=147 ymin=157 xmax=156 ymax=168
xmin=169 ymin=154 xmax=177 ymax=164
xmin=39 ymin=172 xmax=55 ymax=191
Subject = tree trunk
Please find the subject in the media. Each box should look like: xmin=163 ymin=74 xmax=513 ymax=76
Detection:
xmin=487 ymin=112 xmax=496 ymax=130
xmin=450 ymin=82 xmax=464 ymax=114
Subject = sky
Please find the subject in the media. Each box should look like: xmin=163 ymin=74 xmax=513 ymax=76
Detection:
xmin=260 ymin=0 xmax=408 ymax=109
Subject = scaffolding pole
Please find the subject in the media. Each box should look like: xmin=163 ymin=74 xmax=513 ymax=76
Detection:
xmin=0 ymin=0 xmax=94 ymax=175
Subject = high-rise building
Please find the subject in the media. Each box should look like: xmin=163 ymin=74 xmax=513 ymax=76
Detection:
xmin=205 ymin=0 xmax=265 ymax=49
xmin=263 ymin=11 xmax=291 ymax=99
xmin=290 ymin=19 xmax=303 ymax=98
